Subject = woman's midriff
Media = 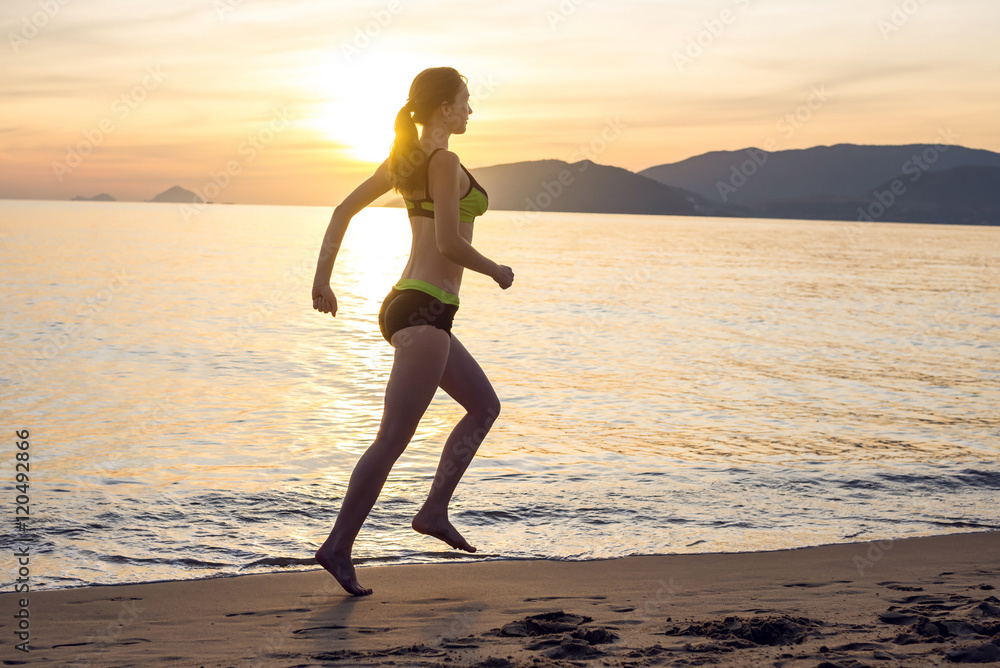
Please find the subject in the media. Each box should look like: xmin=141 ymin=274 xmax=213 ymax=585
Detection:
xmin=397 ymin=217 xmax=472 ymax=301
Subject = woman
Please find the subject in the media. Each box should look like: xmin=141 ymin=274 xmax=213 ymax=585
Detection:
xmin=311 ymin=67 xmax=514 ymax=596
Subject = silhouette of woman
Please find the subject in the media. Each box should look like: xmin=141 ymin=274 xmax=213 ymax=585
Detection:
xmin=311 ymin=67 xmax=514 ymax=596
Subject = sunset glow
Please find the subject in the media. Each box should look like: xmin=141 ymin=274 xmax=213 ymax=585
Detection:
xmin=1 ymin=0 xmax=998 ymax=205
xmin=302 ymin=51 xmax=416 ymax=163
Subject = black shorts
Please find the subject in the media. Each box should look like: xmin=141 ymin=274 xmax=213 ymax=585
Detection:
xmin=378 ymin=288 xmax=459 ymax=345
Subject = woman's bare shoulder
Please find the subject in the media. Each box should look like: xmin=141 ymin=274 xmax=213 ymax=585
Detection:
xmin=427 ymin=149 xmax=461 ymax=183
xmin=428 ymin=149 xmax=460 ymax=167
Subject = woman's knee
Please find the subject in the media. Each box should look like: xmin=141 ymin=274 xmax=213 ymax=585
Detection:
xmin=371 ymin=424 xmax=416 ymax=459
xmin=487 ymin=394 xmax=501 ymax=420
xmin=472 ymin=393 xmax=501 ymax=426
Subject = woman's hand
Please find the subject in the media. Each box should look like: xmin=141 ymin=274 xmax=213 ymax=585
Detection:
xmin=493 ymin=264 xmax=514 ymax=290
xmin=312 ymin=283 xmax=338 ymax=317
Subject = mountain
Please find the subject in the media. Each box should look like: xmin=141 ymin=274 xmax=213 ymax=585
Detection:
xmin=28 ymin=144 xmax=998 ymax=226
xmin=149 ymin=186 xmax=203 ymax=203
xmin=472 ymin=159 xmax=736 ymax=217
xmin=856 ymin=165 xmax=1000 ymax=225
xmin=746 ymin=166 xmax=1000 ymax=225
xmin=640 ymin=144 xmax=1000 ymax=206
xmin=72 ymin=193 xmax=116 ymax=201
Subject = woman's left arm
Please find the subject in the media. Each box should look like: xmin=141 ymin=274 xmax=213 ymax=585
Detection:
xmin=313 ymin=160 xmax=392 ymax=314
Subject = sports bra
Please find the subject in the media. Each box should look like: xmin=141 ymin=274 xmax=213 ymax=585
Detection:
xmin=402 ymin=148 xmax=488 ymax=223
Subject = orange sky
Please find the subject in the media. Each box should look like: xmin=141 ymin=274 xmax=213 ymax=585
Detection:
xmin=2 ymin=0 xmax=999 ymax=205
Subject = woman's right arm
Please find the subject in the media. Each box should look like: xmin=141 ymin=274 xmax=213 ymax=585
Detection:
xmin=430 ymin=151 xmax=514 ymax=289
xmin=312 ymin=161 xmax=392 ymax=316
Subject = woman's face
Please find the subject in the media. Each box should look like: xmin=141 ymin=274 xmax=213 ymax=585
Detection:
xmin=443 ymin=84 xmax=472 ymax=134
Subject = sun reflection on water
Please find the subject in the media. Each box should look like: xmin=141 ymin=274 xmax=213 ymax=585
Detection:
xmin=3 ymin=201 xmax=999 ymax=589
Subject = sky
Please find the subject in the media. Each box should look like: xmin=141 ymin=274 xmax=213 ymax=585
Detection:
xmin=2 ymin=0 xmax=999 ymax=205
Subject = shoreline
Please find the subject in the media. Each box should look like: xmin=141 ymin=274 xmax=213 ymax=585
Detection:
xmin=11 ymin=527 xmax=991 ymax=595
xmin=20 ymin=528 xmax=997 ymax=594
xmin=3 ymin=531 xmax=997 ymax=666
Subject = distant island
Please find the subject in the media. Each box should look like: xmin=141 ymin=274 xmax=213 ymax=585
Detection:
xmin=71 ymin=186 xmax=204 ymax=203
xmin=59 ymin=143 xmax=1000 ymax=225
xmin=148 ymin=185 xmax=204 ymax=204
xmin=72 ymin=193 xmax=116 ymax=202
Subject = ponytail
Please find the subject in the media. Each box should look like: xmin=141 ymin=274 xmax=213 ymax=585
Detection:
xmin=387 ymin=67 xmax=468 ymax=195
xmin=388 ymin=102 xmax=425 ymax=194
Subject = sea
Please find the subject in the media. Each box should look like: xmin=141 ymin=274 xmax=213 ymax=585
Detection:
xmin=2 ymin=199 xmax=998 ymax=591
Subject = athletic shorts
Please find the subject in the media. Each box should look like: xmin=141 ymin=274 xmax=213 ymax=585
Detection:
xmin=378 ymin=288 xmax=459 ymax=345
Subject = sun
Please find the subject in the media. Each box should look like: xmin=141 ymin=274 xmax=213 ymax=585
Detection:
xmin=305 ymin=53 xmax=420 ymax=164
xmin=314 ymin=97 xmax=395 ymax=163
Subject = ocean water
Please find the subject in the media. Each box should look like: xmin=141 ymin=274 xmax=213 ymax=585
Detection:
xmin=1 ymin=199 xmax=998 ymax=591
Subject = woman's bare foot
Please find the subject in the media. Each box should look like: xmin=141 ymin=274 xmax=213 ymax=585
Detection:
xmin=411 ymin=509 xmax=477 ymax=552
xmin=315 ymin=544 xmax=372 ymax=596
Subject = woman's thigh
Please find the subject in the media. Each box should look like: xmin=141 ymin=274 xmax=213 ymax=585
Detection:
xmin=376 ymin=326 xmax=452 ymax=444
xmin=438 ymin=336 xmax=500 ymax=416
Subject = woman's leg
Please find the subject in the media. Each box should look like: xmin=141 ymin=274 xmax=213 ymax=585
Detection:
xmin=316 ymin=326 xmax=452 ymax=595
xmin=412 ymin=335 xmax=501 ymax=552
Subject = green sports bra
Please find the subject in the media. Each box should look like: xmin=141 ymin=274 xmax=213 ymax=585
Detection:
xmin=403 ymin=148 xmax=489 ymax=224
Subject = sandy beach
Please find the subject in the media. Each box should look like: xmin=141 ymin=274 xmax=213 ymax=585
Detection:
xmin=2 ymin=531 xmax=997 ymax=667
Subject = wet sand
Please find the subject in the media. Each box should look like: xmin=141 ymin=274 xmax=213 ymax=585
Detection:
xmin=2 ymin=531 xmax=998 ymax=667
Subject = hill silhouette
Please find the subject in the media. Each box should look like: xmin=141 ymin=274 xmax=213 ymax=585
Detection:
xmin=639 ymin=143 xmax=1000 ymax=206
xmin=469 ymin=144 xmax=999 ymax=225
xmin=473 ymin=159 xmax=733 ymax=217
xmin=21 ymin=143 xmax=1000 ymax=225
xmin=72 ymin=193 xmax=116 ymax=202
xmin=149 ymin=186 xmax=203 ymax=203
xmin=741 ymin=166 xmax=1000 ymax=225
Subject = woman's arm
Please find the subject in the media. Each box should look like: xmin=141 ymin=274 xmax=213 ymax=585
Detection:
xmin=315 ymin=159 xmax=391 ymax=284
xmin=430 ymin=151 xmax=512 ymax=287
xmin=313 ymin=160 xmax=392 ymax=316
